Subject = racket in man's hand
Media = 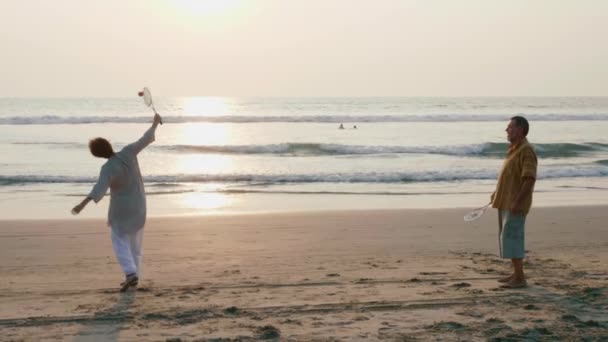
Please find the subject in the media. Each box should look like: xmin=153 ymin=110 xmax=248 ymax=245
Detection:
xmin=138 ymin=87 xmax=163 ymax=125
xmin=464 ymin=203 xmax=491 ymax=222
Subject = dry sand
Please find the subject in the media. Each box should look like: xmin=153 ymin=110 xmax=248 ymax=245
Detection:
xmin=1 ymin=206 xmax=607 ymax=341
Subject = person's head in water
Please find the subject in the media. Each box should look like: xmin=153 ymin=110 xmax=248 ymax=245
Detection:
xmin=89 ymin=137 xmax=115 ymax=159
xmin=506 ymin=116 xmax=529 ymax=144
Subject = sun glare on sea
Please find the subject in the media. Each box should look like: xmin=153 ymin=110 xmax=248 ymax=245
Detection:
xmin=174 ymin=123 xmax=234 ymax=174
xmin=175 ymin=123 xmax=235 ymax=210
xmin=181 ymin=191 xmax=233 ymax=211
xmin=178 ymin=121 xmax=231 ymax=145
xmin=182 ymin=97 xmax=231 ymax=116
xmin=176 ymin=152 xmax=234 ymax=174
xmin=170 ymin=98 xmax=239 ymax=212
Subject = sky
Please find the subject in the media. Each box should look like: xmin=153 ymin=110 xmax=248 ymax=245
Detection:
xmin=1 ymin=0 xmax=607 ymax=97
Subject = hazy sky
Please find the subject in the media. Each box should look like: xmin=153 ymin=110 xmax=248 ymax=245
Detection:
xmin=1 ymin=0 xmax=607 ymax=97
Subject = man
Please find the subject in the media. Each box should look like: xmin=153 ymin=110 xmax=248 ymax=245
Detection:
xmin=491 ymin=116 xmax=537 ymax=289
xmin=72 ymin=113 xmax=161 ymax=292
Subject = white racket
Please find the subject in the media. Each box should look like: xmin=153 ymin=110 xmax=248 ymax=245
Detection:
xmin=464 ymin=202 xmax=491 ymax=222
xmin=139 ymin=87 xmax=163 ymax=125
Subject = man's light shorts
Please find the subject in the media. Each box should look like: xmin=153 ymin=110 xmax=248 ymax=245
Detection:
xmin=501 ymin=210 xmax=526 ymax=259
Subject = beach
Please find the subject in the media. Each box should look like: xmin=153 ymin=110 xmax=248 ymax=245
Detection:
xmin=3 ymin=0 xmax=608 ymax=339
xmin=1 ymin=206 xmax=607 ymax=341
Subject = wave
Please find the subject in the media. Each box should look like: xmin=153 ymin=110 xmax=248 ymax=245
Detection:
xmin=215 ymin=189 xmax=488 ymax=196
xmin=9 ymin=139 xmax=608 ymax=158
xmin=57 ymin=188 xmax=490 ymax=197
xmin=3 ymin=113 xmax=608 ymax=125
xmin=2 ymin=165 xmax=608 ymax=186
xmin=11 ymin=141 xmax=79 ymax=145
xmin=54 ymin=187 xmax=563 ymax=197
xmin=159 ymin=142 xmax=490 ymax=156
xmin=557 ymin=184 xmax=608 ymax=190
xmin=482 ymin=142 xmax=608 ymax=158
xmin=160 ymin=142 xmax=608 ymax=158
xmin=61 ymin=189 xmax=195 ymax=196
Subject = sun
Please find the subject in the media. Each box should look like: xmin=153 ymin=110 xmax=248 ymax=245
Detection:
xmin=170 ymin=0 xmax=245 ymax=17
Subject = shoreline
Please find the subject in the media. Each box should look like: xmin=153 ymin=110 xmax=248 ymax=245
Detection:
xmin=2 ymin=202 xmax=608 ymax=222
xmin=2 ymin=186 xmax=608 ymax=220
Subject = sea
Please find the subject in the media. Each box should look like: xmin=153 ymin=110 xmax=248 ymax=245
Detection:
xmin=1 ymin=97 xmax=608 ymax=219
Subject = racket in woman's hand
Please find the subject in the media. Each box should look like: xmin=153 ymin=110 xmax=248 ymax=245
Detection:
xmin=464 ymin=203 xmax=491 ymax=222
xmin=138 ymin=87 xmax=163 ymax=125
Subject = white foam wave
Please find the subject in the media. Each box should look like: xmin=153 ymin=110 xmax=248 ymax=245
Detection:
xmin=2 ymin=165 xmax=607 ymax=185
xmin=2 ymin=114 xmax=608 ymax=125
xmin=161 ymin=143 xmax=489 ymax=156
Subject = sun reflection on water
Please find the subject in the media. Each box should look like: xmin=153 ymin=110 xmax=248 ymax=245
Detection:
xmin=181 ymin=97 xmax=231 ymax=116
xmin=171 ymin=103 xmax=238 ymax=210
xmin=180 ymin=191 xmax=233 ymax=211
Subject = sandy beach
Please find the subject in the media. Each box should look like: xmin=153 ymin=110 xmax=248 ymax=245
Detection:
xmin=3 ymin=0 xmax=608 ymax=340
xmin=1 ymin=206 xmax=607 ymax=341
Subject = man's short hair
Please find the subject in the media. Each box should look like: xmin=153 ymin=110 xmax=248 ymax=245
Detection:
xmin=89 ymin=138 xmax=114 ymax=158
xmin=510 ymin=116 xmax=529 ymax=136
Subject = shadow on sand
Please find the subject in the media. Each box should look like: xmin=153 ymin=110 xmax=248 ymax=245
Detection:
xmin=73 ymin=290 xmax=137 ymax=342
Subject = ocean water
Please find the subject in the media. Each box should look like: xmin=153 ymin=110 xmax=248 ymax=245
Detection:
xmin=1 ymin=97 xmax=608 ymax=219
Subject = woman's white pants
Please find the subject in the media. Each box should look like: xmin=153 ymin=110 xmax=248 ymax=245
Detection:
xmin=111 ymin=228 xmax=144 ymax=276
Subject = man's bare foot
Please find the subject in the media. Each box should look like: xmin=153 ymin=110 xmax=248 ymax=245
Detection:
xmin=500 ymin=279 xmax=527 ymax=289
xmin=498 ymin=274 xmax=513 ymax=283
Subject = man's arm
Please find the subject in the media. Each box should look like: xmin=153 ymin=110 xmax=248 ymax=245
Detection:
xmin=72 ymin=197 xmax=92 ymax=215
xmin=128 ymin=113 xmax=161 ymax=155
xmin=510 ymin=177 xmax=535 ymax=215
xmin=511 ymin=147 xmax=538 ymax=215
